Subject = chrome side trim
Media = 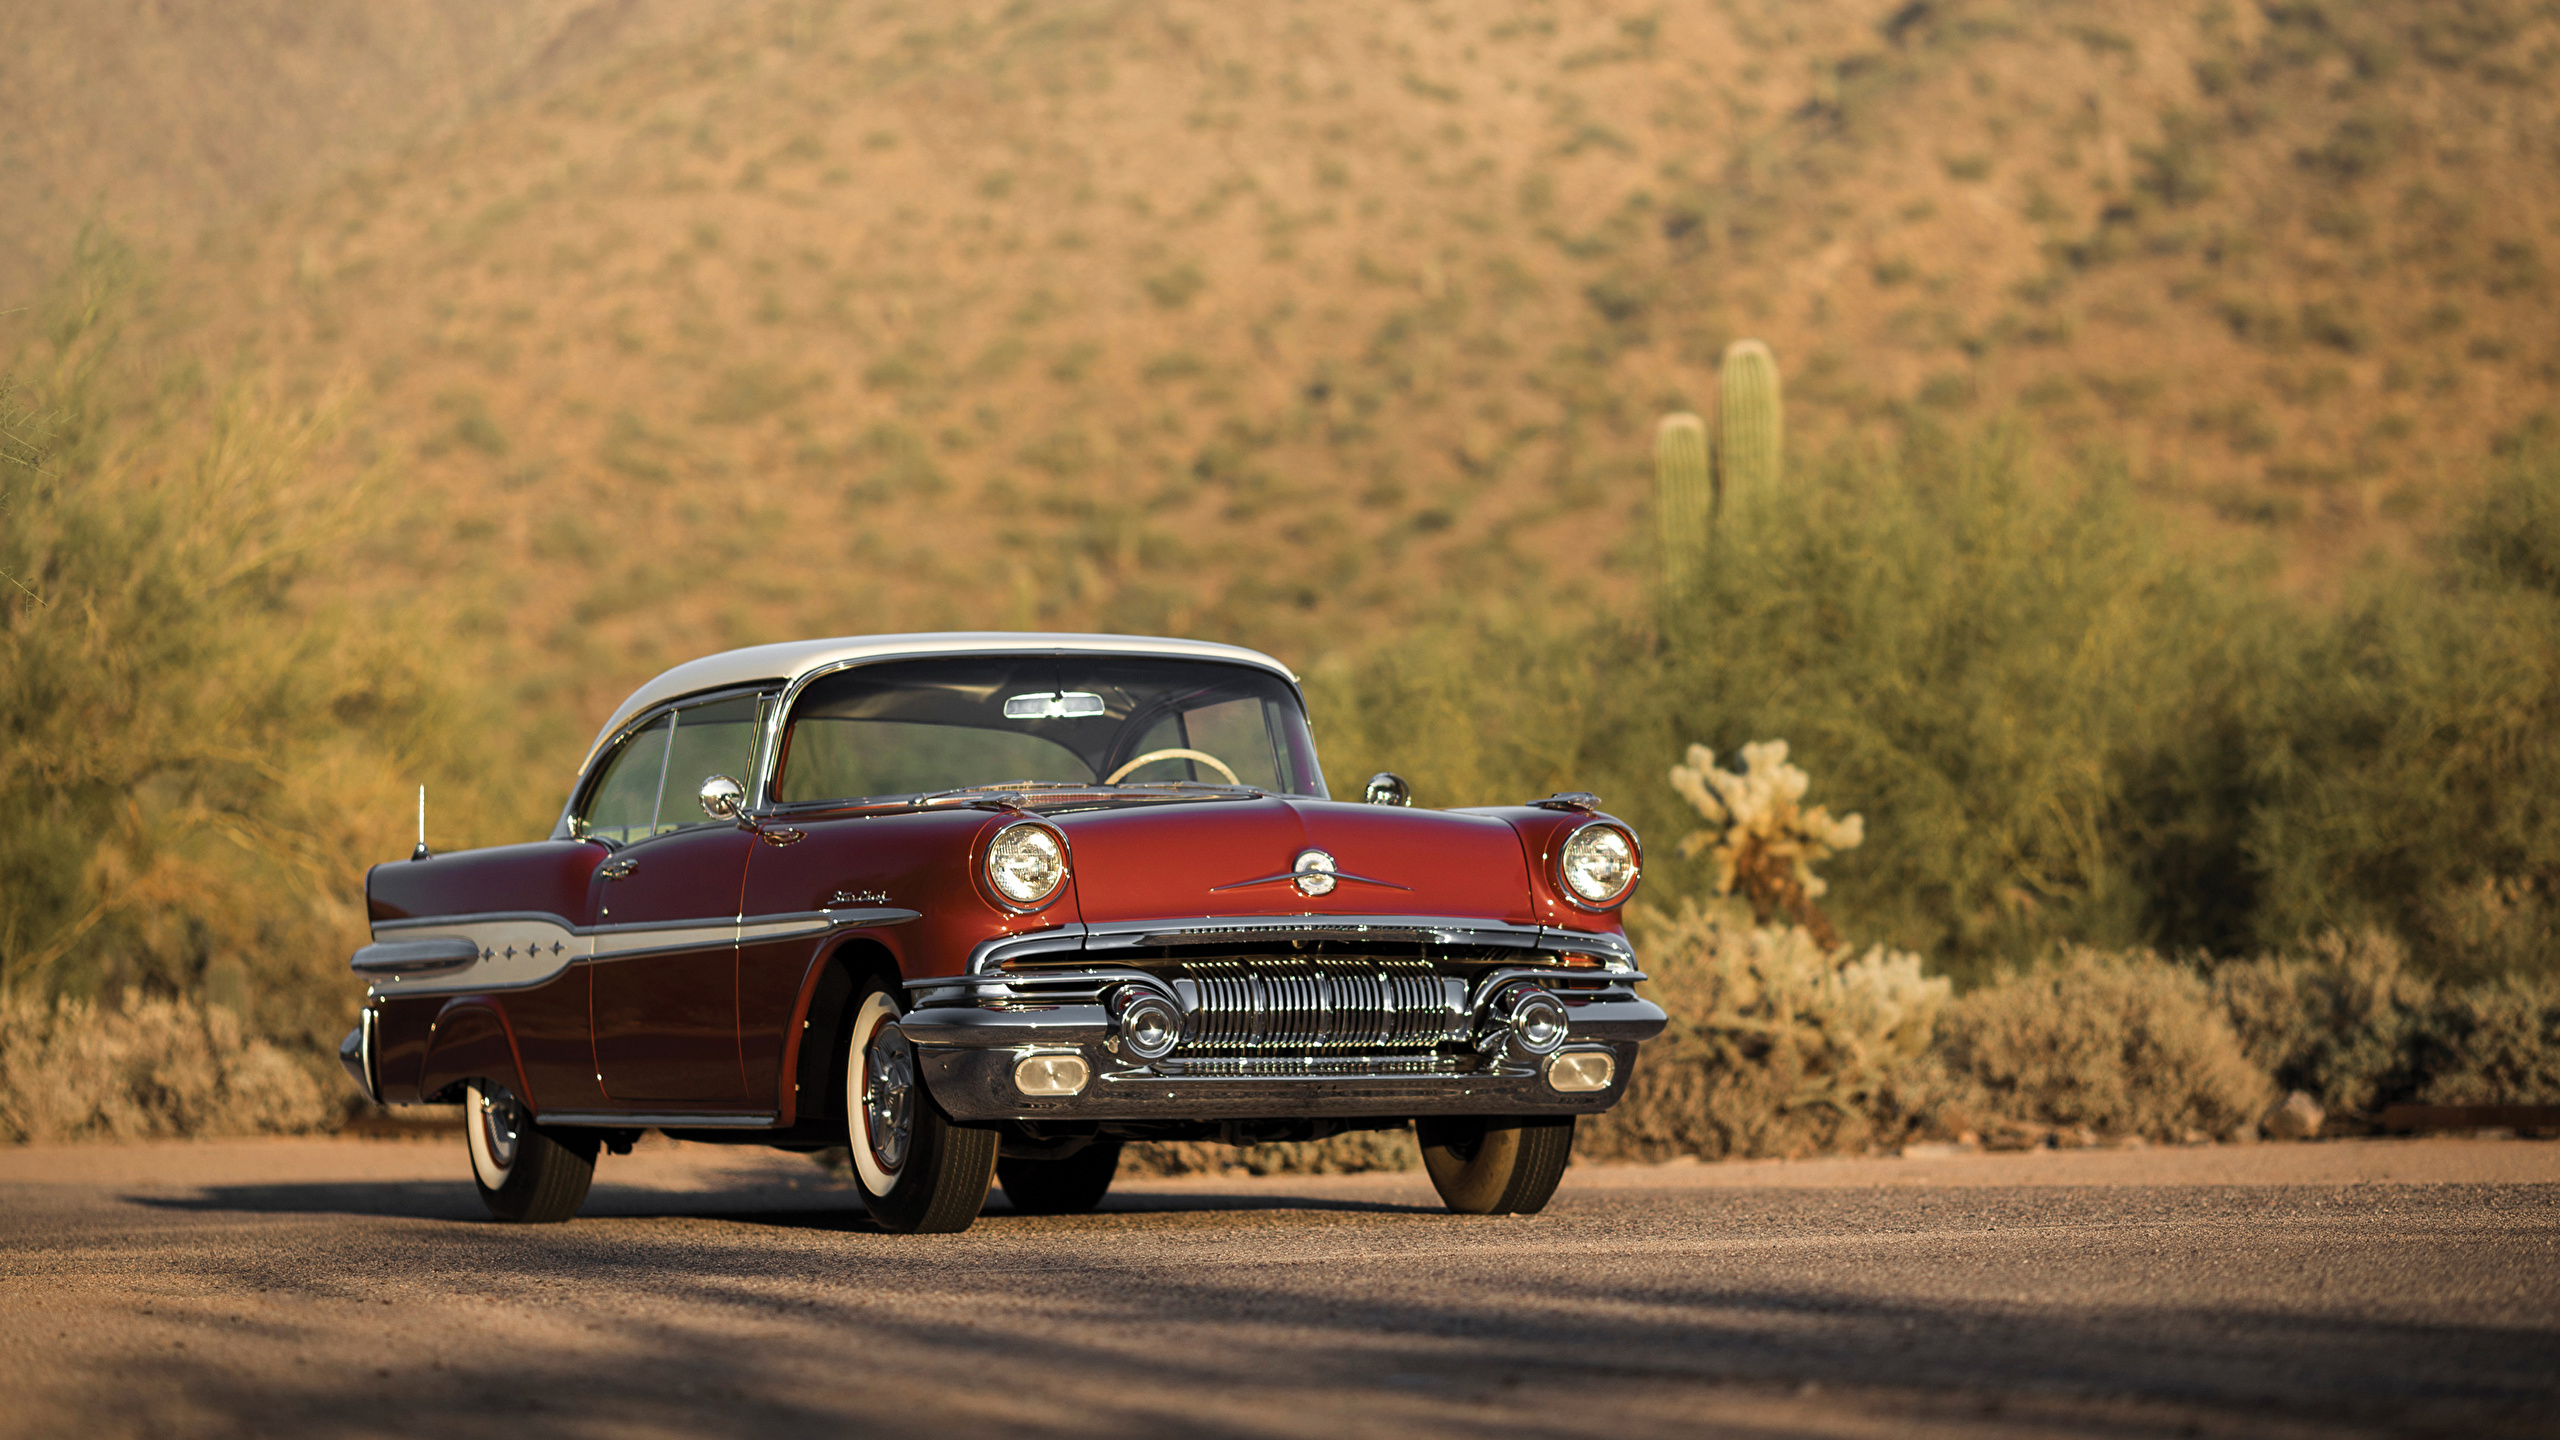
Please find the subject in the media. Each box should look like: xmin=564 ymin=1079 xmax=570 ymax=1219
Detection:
xmin=362 ymin=915 xmax=589 ymax=995
xmin=537 ymin=1110 xmax=779 ymax=1129
xmin=375 ymin=909 xmax=581 ymax=933
xmin=362 ymin=908 xmax=919 ymax=997
xmin=351 ymin=937 xmax=481 ymax=975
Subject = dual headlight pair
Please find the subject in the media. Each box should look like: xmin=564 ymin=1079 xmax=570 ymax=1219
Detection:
xmin=991 ymin=818 xmax=1640 ymax=911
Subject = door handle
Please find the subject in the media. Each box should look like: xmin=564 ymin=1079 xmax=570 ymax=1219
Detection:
xmin=762 ymin=827 xmax=806 ymax=847
xmin=600 ymin=859 xmax=639 ymax=881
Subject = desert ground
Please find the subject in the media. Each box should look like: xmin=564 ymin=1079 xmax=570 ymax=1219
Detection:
xmin=2 ymin=1134 xmax=2554 ymax=1439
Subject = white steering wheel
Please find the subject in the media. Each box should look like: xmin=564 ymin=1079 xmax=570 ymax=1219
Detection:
xmin=1105 ymin=748 xmax=1242 ymax=785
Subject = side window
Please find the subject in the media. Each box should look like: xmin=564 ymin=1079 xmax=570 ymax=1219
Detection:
xmin=580 ymin=716 xmax=671 ymax=844
xmin=573 ymin=694 xmax=767 ymax=842
xmin=661 ymin=695 xmax=763 ymax=822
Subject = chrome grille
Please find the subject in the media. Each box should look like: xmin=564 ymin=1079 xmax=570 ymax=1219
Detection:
xmin=1168 ymin=958 xmax=1468 ymax=1073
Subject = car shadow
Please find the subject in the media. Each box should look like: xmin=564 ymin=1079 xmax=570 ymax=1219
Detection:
xmin=121 ymin=1179 xmax=1438 ymax=1226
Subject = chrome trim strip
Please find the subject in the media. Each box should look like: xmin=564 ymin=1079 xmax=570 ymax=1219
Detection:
xmin=363 ymin=908 xmax=919 ymax=997
xmin=955 ymin=915 xmax=1638 ymax=975
xmin=537 ymin=1110 xmax=779 ymax=1129
xmin=374 ymin=910 xmax=580 ymax=933
xmin=1207 ymin=869 xmax=1412 ymax=894
xmin=351 ymin=937 xmax=481 ymax=975
xmin=966 ymin=925 xmax=1092 ymax=974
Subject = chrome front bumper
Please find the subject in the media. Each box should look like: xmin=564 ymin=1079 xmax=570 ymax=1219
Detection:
xmin=900 ymin=916 xmax=1666 ymax=1122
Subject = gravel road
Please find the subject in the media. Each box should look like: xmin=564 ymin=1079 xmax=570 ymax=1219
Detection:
xmin=3 ymin=1135 xmax=2555 ymax=1439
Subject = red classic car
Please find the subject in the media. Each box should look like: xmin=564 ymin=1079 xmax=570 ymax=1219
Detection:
xmin=341 ymin=633 xmax=1663 ymax=1232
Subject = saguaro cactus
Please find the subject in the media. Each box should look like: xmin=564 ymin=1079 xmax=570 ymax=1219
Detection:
xmin=1655 ymin=412 xmax=1711 ymax=589
xmin=1715 ymin=339 xmax=1783 ymax=518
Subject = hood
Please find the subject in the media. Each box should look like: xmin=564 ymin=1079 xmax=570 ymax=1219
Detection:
xmin=1055 ymin=796 xmax=1537 ymax=926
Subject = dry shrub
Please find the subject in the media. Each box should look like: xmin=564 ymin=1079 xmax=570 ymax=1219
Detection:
xmin=2211 ymin=929 xmax=2434 ymax=1116
xmin=1937 ymin=949 xmax=2273 ymax=1141
xmin=1577 ymin=903 xmax=1952 ymax=1162
xmin=0 ymin=991 xmax=334 ymax=1142
xmin=2420 ymin=975 xmax=2560 ymax=1105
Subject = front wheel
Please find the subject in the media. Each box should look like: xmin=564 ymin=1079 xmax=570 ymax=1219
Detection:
xmin=1417 ymin=1115 xmax=1574 ymax=1215
xmin=465 ymin=1081 xmax=597 ymax=1223
xmin=846 ymin=985 xmax=998 ymax=1233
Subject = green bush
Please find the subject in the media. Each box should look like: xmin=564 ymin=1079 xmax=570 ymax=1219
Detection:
xmin=1933 ymin=948 xmax=2274 ymax=1141
xmin=1 ymin=233 xmax=461 ymax=1056
xmin=2244 ymin=452 xmax=2560 ymax=981
xmin=1316 ymin=425 xmax=2260 ymax=982
xmin=1317 ymin=431 xmax=2560 ymax=987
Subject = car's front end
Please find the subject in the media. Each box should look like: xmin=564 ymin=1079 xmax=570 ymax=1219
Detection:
xmin=893 ymin=792 xmax=1666 ymax=1133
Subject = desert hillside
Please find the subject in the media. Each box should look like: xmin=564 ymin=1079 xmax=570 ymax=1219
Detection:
xmin=11 ymin=0 xmax=2560 ymax=825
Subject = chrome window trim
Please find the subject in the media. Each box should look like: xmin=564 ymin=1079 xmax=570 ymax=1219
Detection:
xmin=553 ymin=684 xmax=781 ymax=843
xmin=756 ymin=648 xmax=1319 ymax=814
xmin=588 ymin=632 xmax=1302 ymax=773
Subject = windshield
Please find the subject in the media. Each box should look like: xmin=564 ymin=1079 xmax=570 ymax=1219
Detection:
xmin=771 ymin=655 xmax=1326 ymax=805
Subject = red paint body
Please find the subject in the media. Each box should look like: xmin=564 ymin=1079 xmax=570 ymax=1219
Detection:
xmin=356 ymin=642 xmax=1643 ymax=1135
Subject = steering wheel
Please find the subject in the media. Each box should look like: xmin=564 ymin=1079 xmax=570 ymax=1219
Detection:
xmin=1105 ymin=748 xmax=1242 ymax=785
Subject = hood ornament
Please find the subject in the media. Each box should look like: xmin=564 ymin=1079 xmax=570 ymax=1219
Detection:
xmin=1210 ymin=847 xmax=1412 ymax=896
xmin=1292 ymin=849 xmax=1338 ymax=896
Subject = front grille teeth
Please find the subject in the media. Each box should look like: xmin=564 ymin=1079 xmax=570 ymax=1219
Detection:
xmin=1167 ymin=957 xmax=1468 ymax=1069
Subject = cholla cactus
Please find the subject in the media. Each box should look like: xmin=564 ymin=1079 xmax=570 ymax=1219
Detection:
xmin=1669 ymin=740 xmax=1865 ymax=945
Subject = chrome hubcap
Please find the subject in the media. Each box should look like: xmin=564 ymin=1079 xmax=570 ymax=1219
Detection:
xmin=862 ymin=1020 xmax=915 ymax=1174
xmin=477 ymin=1087 xmax=524 ymax=1171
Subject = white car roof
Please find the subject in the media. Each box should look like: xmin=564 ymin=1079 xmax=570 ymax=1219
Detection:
xmin=583 ymin=631 xmax=1302 ymax=769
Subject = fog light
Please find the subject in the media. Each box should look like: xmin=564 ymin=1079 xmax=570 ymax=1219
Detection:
xmin=1013 ymin=1053 xmax=1090 ymax=1097
xmin=1111 ymin=989 xmax=1183 ymax=1061
xmin=1478 ymin=984 xmax=1571 ymax=1059
xmin=1546 ymin=1050 xmax=1616 ymax=1093
xmin=1511 ymin=990 xmax=1570 ymax=1055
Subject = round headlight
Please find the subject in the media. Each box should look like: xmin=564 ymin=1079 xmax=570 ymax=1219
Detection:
xmin=1558 ymin=823 xmax=1638 ymax=907
xmin=985 ymin=823 xmax=1068 ymax=908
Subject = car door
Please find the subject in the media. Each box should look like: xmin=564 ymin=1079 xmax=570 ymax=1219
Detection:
xmin=580 ymin=694 xmax=766 ymax=1105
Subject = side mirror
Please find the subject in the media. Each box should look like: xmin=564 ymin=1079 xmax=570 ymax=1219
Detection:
xmin=698 ymin=774 xmax=746 ymax=821
xmin=1363 ymin=772 xmax=1412 ymax=807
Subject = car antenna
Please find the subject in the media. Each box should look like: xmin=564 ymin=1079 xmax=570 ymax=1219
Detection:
xmin=412 ymin=785 xmax=431 ymax=861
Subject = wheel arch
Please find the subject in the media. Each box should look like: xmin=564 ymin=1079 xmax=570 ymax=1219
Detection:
xmin=782 ymin=936 xmax=902 ymax=1130
xmin=417 ymin=999 xmax=532 ymax=1110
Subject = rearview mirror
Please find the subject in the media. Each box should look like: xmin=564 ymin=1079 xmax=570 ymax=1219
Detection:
xmin=1364 ymin=772 xmax=1412 ymax=806
xmin=698 ymin=774 xmax=745 ymax=820
xmin=1003 ymin=691 xmax=1107 ymax=719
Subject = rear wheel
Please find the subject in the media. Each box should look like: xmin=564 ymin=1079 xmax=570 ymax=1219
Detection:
xmin=847 ymin=985 xmax=997 ymax=1233
xmin=998 ymin=1139 xmax=1123 ymax=1215
xmin=465 ymin=1080 xmax=597 ymax=1223
xmin=1417 ymin=1115 xmax=1574 ymax=1215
